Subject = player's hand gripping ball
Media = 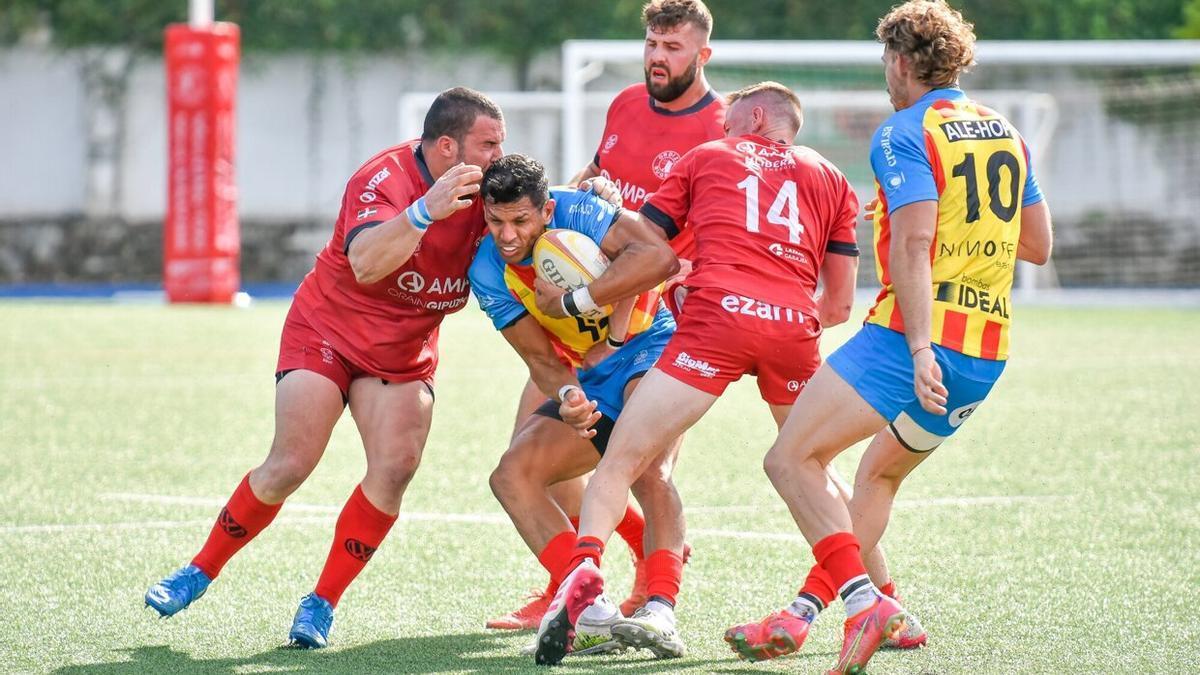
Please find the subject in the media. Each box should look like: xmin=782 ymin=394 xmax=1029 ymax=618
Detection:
xmin=533 ymin=229 xmax=613 ymax=319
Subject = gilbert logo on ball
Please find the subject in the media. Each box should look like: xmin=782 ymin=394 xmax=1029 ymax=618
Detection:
xmin=533 ymin=229 xmax=613 ymax=318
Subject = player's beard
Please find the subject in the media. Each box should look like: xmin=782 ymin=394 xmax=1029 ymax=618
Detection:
xmin=645 ymin=55 xmax=700 ymax=104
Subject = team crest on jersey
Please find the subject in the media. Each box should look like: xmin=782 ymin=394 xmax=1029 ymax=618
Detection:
xmin=651 ymin=150 xmax=681 ymax=180
xmin=603 ymin=134 xmax=619 ymax=152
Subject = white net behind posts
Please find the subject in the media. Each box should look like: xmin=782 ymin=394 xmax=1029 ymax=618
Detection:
xmin=563 ymin=39 xmax=1200 ymax=292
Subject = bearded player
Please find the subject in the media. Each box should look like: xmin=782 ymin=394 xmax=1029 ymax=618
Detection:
xmin=489 ymin=0 xmax=727 ymax=630
xmin=471 ymin=154 xmax=690 ymax=658
xmin=144 ymin=88 xmax=504 ymax=648
xmin=528 ymin=82 xmax=903 ymax=666
xmin=731 ymin=2 xmax=1054 ymax=672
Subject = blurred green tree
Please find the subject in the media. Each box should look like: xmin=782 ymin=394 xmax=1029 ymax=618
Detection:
xmin=5 ymin=0 xmax=1194 ymax=60
xmin=1177 ymin=0 xmax=1200 ymax=37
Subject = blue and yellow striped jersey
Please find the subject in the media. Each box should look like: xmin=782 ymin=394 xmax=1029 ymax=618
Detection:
xmin=867 ymin=88 xmax=1044 ymax=360
xmin=469 ymin=188 xmax=665 ymax=368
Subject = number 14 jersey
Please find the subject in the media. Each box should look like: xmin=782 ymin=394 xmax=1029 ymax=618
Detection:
xmin=640 ymin=134 xmax=861 ymax=317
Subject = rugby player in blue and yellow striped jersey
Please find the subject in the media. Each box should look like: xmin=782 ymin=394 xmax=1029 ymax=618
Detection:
xmin=732 ymin=2 xmax=1053 ymax=672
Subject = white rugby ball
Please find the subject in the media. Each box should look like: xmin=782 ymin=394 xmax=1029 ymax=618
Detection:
xmin=533 ymin=229 xmax=612 ymax=317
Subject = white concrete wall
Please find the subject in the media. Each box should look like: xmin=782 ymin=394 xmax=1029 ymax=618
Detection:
xmin=0 ymin=46 xmax=1195 ymax=227
xmin=0 ymin=49 xmax=89 ymax=216
xmin=0 ymin=47 xmax=534 ymax=221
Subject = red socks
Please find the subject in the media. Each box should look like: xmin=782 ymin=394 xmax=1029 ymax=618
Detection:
xmin=313 ymin=485 xmax=398 ymax=608
xmin=645 ymin=549 xmax=683 ymax=606
xmin=880 ymin=579 xmax=898 ymax=599
xmin=798 ymin=563 xmax=838 ymax=608
xmin=614 ymin=505 xmax=646 ymax=561
xmin=537 ymin=530 xmax=577 ymax=595
xmin=191 ymin=473 xmax=282 ymax=579
xmin=567 ymin=535 xmax=605 ymax=571
xmin=812 ymin=531 xmax=868 ymax=591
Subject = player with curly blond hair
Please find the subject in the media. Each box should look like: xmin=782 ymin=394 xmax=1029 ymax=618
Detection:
xmin=727 ymin=1 xmax=1053 ymax=671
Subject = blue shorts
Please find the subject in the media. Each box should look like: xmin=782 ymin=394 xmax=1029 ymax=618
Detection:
xmin=827 ymin=323 xmax=1006 ymax=452
xmin=580 ymin=310 xmax=675 ymax=420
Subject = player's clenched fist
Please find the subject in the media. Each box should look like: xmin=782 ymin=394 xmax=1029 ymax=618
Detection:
xmin=911 ymin=347 xmax=948 ymax=415
xmin=424 ymin=163 xmax=484 ymax=220
xmin=559 ymin=386 xmax=601 ymax=439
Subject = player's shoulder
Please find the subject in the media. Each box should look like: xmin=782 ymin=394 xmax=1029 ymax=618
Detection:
xmin=791 ymin=144 xmax=847 ymax=175
xmin=605 ymin=84 xmax=651 ymax=121
xmin=351 ymin=140 xmax=417 ymax=177
xmin=876 ymin=104 xmax=927 ymax=142
xmin=345 ymin=140 xmax=423 ymax=196
xmin=685 ymin=134 xmax=738 ymax=157
xmin=468 ymin=234 xmax=505 ymax=286
xmin=549 ymin=188 xmax=615 ymax=239
xmin=611 ymin=83 xmax=650 ymax=108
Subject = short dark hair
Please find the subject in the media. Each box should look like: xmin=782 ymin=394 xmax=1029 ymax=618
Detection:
xmin=481 ymin=154 xmax=549 ymax=209
xmin=421 ymin=87 xmax=504 ymax=143
xmin=643 ymin=0 xmax=713 ymax=38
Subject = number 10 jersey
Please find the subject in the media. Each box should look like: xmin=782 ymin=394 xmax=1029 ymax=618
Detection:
xmin=867 ymin=87 xmax=1045 ymax=360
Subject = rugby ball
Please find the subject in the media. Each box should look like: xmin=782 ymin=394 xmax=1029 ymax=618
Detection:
xmin=533 ymin=229 xmax=613 ymax=317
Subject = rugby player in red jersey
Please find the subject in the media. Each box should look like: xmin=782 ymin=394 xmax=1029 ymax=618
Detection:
xmin=529 ymin=82 xmax=911 ymax=666
xmin=144 ymin=88 xmax=504 ymax=648
xmin=489 ymin=0 xmax=727 ymax=630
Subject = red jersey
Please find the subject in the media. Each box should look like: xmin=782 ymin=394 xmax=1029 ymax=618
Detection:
xmin=291 ymin=140 xmax=485 ymax=380
xmin=594 ymin=84 xmax=726 ymax=258
xmin=641 ymin=134 xmax=860 ymax=316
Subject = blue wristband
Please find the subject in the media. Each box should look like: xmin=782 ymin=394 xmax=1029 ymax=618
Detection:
xmin=406 ymin=197 xmax=434 ymax=231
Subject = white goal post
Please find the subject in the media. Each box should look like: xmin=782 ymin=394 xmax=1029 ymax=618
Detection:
xmin=561 ymin=39 xmax=1200 ymax=174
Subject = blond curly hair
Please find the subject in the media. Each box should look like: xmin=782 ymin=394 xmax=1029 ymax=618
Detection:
xmin=876 ymin=0 xmax=977 ymax=87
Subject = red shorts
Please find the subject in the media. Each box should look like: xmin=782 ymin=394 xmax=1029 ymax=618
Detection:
xmin=656 ymin=287 xmax=822 ymax=405
xmin=275 ymin=304 xmax=434 ymax=400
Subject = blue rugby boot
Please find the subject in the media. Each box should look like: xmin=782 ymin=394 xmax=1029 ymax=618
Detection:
xmin=145 ymin=564 xmax=212 ymax=617
xmin=288 ymin=593 xmax=334 ymax=648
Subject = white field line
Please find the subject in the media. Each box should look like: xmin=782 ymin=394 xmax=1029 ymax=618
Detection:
xmin=688 ymin=527 xmax=806 ymax=542
xmin=97 ymin=492 xmax=511 ymax=525
xmin=0 ymin=516 xmax=335 ymax=535
xmin=0 ymin=492 xmax=1067 ymax=536
xmin=686 ymin=494 xmax=1071 ymax=514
